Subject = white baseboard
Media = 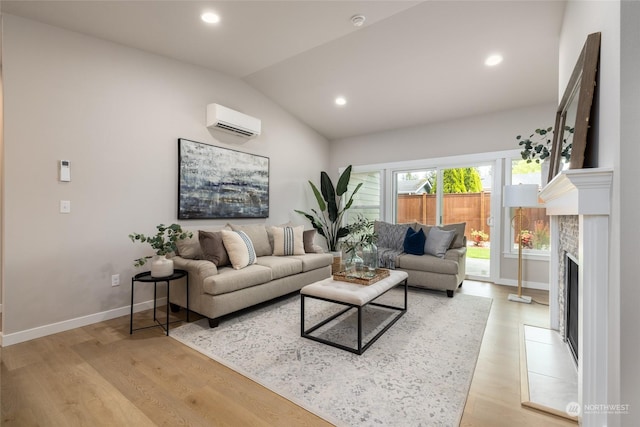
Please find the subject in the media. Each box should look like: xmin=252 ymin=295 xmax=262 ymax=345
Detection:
xmin=1 ymin=297 xmax=167 ymax=347
xmin=495 ymin=278 xmax=549 ymax=291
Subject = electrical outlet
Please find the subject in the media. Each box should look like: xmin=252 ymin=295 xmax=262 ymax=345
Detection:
xmin=60 ymin=200 xmax=71 ymax=213
xmin=111 ymin=274 xmax=120 ymax=287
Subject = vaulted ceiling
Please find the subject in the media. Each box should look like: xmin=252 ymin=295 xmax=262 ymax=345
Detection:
xmin=2 ymin=1 xmax=566 ymax=140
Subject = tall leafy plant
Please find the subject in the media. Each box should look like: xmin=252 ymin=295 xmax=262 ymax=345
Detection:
xmin=295 ymin=165 xmax=362 ymax=252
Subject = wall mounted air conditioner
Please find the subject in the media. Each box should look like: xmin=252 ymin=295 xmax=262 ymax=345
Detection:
xmin=206 ymin=103 xmax=261 ymax=138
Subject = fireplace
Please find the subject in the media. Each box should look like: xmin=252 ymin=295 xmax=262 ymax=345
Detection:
xmin=565 ymin=253 xmax=578 ymax=364
xmin=540 ymin=168 xmax=612 ymax=426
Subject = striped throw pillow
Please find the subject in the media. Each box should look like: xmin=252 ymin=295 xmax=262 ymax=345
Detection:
xmin=220 ymin=230 xmax=257 ymax=269
xmin=270 ymin=226 xmax=305 ymax=256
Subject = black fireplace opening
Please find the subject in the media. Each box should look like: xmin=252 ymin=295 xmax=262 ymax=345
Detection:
xmin=565 ymin=253 xmax=579 ymax=364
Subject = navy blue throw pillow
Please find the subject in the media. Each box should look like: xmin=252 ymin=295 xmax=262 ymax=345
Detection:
xmin=403 ymin=227 xmax=426 ymax=255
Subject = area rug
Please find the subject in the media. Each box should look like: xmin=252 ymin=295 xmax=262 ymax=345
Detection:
xmin=170 ymin=288 xmax=492 ymax=426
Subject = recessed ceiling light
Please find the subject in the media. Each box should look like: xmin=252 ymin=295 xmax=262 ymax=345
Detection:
xmin=335 ymin=96 xmax=347 ymax=106
xmin=201 ymin=12 xmax=220 ymax=24
xmin=484 ymin=54 xmax=503 ymax=67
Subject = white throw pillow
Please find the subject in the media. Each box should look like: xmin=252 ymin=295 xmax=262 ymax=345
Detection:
xmin=220 ymin=230 xmax=258 ymax=269
xmin=269 ymin=226 xmax=305 ymax=256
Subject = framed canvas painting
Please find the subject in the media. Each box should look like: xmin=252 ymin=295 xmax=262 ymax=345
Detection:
xmin=178 ymin=138 xmax=269 ymax=219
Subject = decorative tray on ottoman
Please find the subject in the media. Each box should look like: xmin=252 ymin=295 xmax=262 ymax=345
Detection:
xmin=332 ymin=268 xmax=390 ymax=286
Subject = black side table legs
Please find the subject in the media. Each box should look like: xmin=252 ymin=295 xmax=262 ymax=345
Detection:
xmin=130 ymin=269 xmax=189 ymax=335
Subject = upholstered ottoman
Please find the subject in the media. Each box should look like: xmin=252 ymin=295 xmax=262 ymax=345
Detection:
xmin=300 ymin=270 xmax=408 ymax=354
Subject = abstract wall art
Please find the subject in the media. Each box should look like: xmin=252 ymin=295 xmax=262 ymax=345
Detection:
xmin=178 ymin=138 xmax=269 ymax=219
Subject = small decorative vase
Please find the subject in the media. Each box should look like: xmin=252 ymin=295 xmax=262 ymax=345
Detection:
xmin=362 ymin=243 xmax=378 ymax=270
xmin=345 ymin=250 xmax=364 ymax=272
xmin=150 ymin=255 xmax=174 ymax=278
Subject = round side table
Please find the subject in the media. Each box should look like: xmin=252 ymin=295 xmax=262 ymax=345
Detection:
xmin=130 ymin=269 xmax=189 ymax=336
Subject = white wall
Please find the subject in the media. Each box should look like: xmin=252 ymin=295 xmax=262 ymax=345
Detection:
xmin=560 ymin=0 xmax=626 ymax=423
xmin=329 ymin=103 xmax=556 ymax=171
xmin=1 ymin=15 xmax=329 ymax=339
xmin=620 ymin=1 xmax=640 ymax=423
xmin=330 ymin=103 xmax=556 ymax=286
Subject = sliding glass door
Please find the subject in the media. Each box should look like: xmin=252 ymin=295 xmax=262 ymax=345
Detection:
xmin=441 ymin=165 xmax=492 ymax=279
xmin=395 ymin=169 xmax=437 ymax=224
xmin=394 ymin=163 xmax=494 ymax=280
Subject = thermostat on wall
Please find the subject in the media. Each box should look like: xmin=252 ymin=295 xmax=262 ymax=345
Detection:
xmin=60 ymin=160 xmax=71 ymax=182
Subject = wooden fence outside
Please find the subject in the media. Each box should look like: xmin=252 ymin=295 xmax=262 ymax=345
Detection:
xmin=397 ymin=192 xmax=548 ymax=242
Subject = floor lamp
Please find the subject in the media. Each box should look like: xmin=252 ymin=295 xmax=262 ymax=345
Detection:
xmin=503 ymin=184 xmax=540 ymax=304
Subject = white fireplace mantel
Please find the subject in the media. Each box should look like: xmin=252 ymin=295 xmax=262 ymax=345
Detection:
xmin=540 ymin=168 xmax=613 ymax=216
xmin=539 ymin=167 xmax=613 ymax=427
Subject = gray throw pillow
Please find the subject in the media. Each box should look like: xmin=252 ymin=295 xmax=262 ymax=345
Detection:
xmin=199 ymin=230 xmax=230 ymax=267
xmin=175 ymin=233 xmax=202 ymax=259
xmin=375 ymin=221 xmax=412 ymax=251
xmin=303 ymin=229 xmax=317 ymax=253
xmin=425 ymin=227 xmax=456 ymax=258
xmin=228 ymin=223 xmax=271 ymax=257
xmin=440 ymin=222 xmax=466 ymax=249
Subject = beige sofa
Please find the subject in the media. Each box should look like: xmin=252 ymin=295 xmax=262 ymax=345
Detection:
xmin=168 ymin=225 xmax=332 ymax=327
xmin=375 ymin=221 xmax=467 ymax=297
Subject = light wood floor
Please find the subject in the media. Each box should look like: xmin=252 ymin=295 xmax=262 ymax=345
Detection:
xmin=1 ymin=281 xmax=575 ymax=426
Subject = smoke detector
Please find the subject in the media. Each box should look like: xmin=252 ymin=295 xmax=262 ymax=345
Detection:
xmin=351 ymin=15 xmax=366 ymax=27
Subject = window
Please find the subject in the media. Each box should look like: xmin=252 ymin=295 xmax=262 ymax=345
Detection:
xmin=508 ymin=159 xmax=550 ymax=254
xmin=344 ymin=171 xmax=381 ymax=224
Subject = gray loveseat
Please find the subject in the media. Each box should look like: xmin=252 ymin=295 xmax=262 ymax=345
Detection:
xmin=375 ymin=221 xmax=467 ymax=297
xmin=168 ymin=224 xmax=332 ymax=327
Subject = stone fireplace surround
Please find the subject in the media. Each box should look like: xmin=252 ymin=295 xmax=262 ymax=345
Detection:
xmin=557 ymin=215 xmax=579 ymax=339
xmin=539 ymin=168 xmax=613 ymax=426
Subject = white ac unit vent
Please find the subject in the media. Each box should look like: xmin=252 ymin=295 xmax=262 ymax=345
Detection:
xmin=206 ymin=103 xmax=261 ymax=138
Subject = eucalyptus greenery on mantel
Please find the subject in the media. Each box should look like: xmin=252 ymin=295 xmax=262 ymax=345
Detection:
xmin=517 ymin=126 xmax=574 ymax=164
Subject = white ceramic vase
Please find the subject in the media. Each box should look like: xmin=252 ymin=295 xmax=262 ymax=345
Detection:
xmin=150 ymin=255 xmax=174 ymax=278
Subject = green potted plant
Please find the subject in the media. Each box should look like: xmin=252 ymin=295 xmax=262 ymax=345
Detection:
xmin=129 ymin=223 xmax=192 ymax=277
xmin=295 ymin=165 xmax=362 ymax=255
xmin=342 ymin=214 xmax=379 ymax=272
xmin=517 ymin=126 xmax=574 ymax=164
